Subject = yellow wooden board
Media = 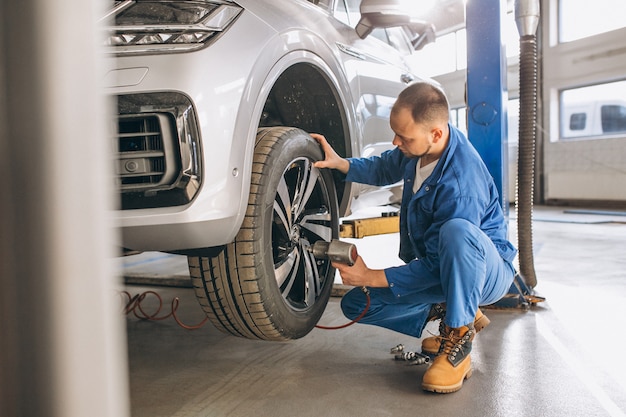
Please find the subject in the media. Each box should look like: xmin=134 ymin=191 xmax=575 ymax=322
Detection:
xmin=339 ymin=215 xmax=399 ymax=239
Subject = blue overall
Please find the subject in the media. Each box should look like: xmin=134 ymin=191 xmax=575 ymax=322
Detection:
xmin=340 ymin=125 xmax=517 ymax=337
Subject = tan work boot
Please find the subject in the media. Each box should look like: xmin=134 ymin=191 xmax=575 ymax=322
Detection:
xmin=421 ymin=323 xmax=475 ymax=393
xmin=421 ymin=307 xmax=490 ymax=356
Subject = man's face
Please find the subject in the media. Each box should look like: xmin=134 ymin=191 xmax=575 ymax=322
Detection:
xmin=390 ymin=107 xmax=434 ymax=158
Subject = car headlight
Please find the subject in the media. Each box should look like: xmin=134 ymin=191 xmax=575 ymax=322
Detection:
xmin=104 ymin=0 xmax=243 ymax=55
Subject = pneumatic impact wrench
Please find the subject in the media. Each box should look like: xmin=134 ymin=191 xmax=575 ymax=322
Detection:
xmin=309 ymin=239 xmax=358 ymax=266
xmin=308 ymin=239 xmax=370 ymax=330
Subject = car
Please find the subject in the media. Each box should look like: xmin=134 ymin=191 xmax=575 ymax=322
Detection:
xmin=106 ymin=0 xmax=435 ymax=341
xmin=561 ymin=99 xmax=626 ymax=138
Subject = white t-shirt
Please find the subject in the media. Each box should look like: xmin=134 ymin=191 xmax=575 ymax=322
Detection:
xmin=413 ymin=159 xmax=439 ymax=194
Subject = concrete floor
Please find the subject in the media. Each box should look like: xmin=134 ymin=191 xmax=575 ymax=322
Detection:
xmin=120 ymin=206 xmax=626 ymax=417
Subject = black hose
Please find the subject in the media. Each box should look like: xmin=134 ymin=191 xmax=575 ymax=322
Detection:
xmin=516 ymin=34 xmax=538 ymax=288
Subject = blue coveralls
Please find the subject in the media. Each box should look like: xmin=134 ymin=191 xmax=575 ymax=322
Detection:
xmin=340 ymin=125 xmax=517 ymax=337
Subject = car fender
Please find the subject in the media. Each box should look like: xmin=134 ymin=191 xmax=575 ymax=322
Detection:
xmin=227 ymin=30 xmax=362 ymax=234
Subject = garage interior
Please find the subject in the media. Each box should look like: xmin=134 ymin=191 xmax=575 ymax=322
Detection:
xmin=2 ymin=0 xmax=626 ymax=416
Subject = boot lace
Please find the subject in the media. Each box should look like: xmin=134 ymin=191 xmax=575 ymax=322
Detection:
xmin=437 ymin=322 xmax=475 ymax=363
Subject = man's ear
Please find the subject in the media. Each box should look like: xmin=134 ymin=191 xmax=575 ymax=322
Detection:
xmin=432 ymin=127 xmax=444 ymax=143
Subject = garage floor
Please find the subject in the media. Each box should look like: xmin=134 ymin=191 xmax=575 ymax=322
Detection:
xmin=120 ymin=206 xmax=626 ymax=417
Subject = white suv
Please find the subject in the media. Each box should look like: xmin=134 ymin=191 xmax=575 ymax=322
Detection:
xmin=107 ymin=0 xmax=433 ymax=340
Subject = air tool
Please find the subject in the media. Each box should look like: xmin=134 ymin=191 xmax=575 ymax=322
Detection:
xmin=309 ymin=239 xmax=369 ymax=330
xmin=308 ymin=239 xmax=358 ymax=266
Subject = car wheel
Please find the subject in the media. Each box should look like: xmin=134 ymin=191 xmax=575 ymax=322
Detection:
xmin=188 ymin=127 xmax=339 ymax=340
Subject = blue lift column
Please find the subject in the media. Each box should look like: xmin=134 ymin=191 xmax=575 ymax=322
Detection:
xmin=466 ymin=0 xmax=509 ymax=216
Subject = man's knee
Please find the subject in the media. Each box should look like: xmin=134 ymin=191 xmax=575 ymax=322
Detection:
xmin=440 ymin=218 xmax=473 ymax=236
xmin=340 ymin=287 xmax=369 ymax=320
xmin=439 ymin=218 xmax=474 ymax=249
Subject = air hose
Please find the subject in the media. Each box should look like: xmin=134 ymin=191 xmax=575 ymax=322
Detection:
xmin=120 ymin=287 xmax=369 ymax=331
xmin=515 ymin=0 xmax=540 ymax=288
xmin=315 ymin=286 xmax=370 ymax=330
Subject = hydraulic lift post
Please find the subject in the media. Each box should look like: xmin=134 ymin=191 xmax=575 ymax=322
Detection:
xmin=466 ymin=0 xmax=509 ymax=216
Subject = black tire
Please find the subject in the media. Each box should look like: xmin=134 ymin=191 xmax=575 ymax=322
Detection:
xmin=188 ymin=127 xmax=339 ymax=340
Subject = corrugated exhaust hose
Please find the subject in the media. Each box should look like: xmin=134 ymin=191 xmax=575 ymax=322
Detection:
xmin=515 ymin=0 xmax=540 ymax=288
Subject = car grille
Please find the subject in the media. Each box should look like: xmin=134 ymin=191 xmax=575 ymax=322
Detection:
xmin=117 ymin=114 xmax=167 ymax=188
xmin=116 ymin=92 xmax=202 ymax=210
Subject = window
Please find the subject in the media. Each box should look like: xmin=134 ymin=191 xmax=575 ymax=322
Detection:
xmin=560 ymin=80 xmax=626 ymax=139
xmin=368 ymin=27 xmax=413 ymax=56
xmin=333 ymin=0 xmax=350 ymax=25
xmin=370 ymin=28 xmax=389 ymax=43
xmin=416 ymin=7 xmax=518 ymax=78
xmin=601 ymin=105 xmax=626 ymax=133
xmin=345 ymin=0 xmax=361 ymax=26
xmin=450 ymin=107 xmax=467 ymax=136
xmin=417 ymin=30 xmax=463 ymax=77
xmin=569 ymin=113 xmax=586 ymax=131
xmin=386 ymin=27 xmax=413 ymax=55
xmin=507 ymin=98 xmax=520 ymax=145
xmin=503 ymin=7 xmax=521 ymax=58
xmin=559 ymin=0 xmax=626 ymax=43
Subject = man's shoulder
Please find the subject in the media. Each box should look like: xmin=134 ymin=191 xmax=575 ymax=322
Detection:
xmin=448 ymin=129 xmax=489 ymax=168
xmin=442 ymin=136 xmax=495 ymax=193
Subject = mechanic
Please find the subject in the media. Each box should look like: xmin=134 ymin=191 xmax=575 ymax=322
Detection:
xmin=310 ymin=81 xmax=517 ymax=394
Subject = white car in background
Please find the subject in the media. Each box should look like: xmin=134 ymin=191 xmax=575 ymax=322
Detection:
xmin=107 ymin=0 xmax=434 ymax=340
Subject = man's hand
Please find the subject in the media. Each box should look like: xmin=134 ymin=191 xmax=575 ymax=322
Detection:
xmin=310 ymin=133 xmax=350 ymax=174
xmin=333 ymin=255 xmax=389 ymax=288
